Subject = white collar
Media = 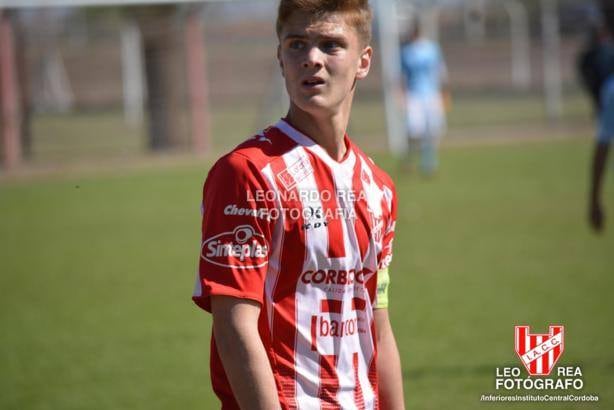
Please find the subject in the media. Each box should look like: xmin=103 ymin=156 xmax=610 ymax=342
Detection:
xmin=274 ymin=119 xmax=356 ymax=172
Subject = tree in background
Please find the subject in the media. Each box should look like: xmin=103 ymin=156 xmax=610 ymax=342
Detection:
xmin=134 ymin=5 xmax=186 ymax=151
xmin=86 ymin=5 xmax=191 ymax=151
xmin=602 ymin=0 xmax=614 ymax=33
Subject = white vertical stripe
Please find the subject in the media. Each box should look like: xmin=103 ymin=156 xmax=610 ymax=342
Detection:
xmin=535 ymin=336 xmax=543 ymax=374
xmin=276 ymin=148 xmax=321 ymax=410
xmin=548 ymin=345 xmax=554 ymax=374
xmin=357 ymin=156 xmax=383 ymax=269
xmin=357 ymin=351 xmax=376 ymax=409
xmin=358 ymin=156 xmax=384 ymax=221
xmin=261 ymin=163 xmax=286 ymax=334
xmin=334 ymin=154 xmax=376 ymax=408
xmin=525 ymin=332 xmax=531 ymax=366
xmin=358 ymin=155 xmax=385 ymax=261
xmin=515 ymin=328 xmax=519 ymax=355
xmin=298 ymin=147 xmax=330 ymax=267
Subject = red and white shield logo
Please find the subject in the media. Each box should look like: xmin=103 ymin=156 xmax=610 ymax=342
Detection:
xmin=515 ymin=325 xmax=564 ymax=376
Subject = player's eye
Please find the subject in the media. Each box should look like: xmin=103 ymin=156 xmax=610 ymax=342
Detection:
xmin=321 ymin=40 xmax=342 ymax=52
xmin=288 ymin=40 xmax=306 ymax=50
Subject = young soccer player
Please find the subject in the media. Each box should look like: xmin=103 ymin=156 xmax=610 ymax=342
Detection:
xmin=192 ymin=1 xmax=405 ymax=408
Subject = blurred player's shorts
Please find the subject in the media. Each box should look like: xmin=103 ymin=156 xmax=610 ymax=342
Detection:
xmin=598 ymin=74 xmax=614 ymax=144
xmin=405 ymin=94 xmax=446 ymax=140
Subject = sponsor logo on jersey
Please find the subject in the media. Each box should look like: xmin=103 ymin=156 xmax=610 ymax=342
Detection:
xmin=316 ymin=315 xmax=363 ymax=338
xmin=223 ymin=204 xmax=270 ymax=220
xmin=302 ymin=206 xmax=328 ymax=230
xmin=276 ymin=155 xmax=314 ymax=190
xmin=300 ymin=268 xmax=373 ymax=285
xmin=310 ymin=297 xmax=369 ymax=350
xmin=201 ymin=225 xmax=269 ymax=269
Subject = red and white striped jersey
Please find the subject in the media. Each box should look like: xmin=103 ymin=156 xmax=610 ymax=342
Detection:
xmin=193 ymin=119 xmax=397 ymax=410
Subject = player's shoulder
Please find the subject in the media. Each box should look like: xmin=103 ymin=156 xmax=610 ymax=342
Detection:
xmin=416 ymin=38 xmax=439 ymax=53
xmin=209 ymin=125 xmax=298 ymax=178
xmin=351 ymin=142 xmax=396 ymax=193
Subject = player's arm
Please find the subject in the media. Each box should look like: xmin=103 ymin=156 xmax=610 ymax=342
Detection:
xmin=374 ymin=266 xmax=404 ymax=410
xmin=375 ymin=307 xmax=405 ymax=410
xmin=375 ymin=184 xmax=404 ymax=409
xmin=589 ymin=141 xmax=610 ymax=232
xmin=193 ymin=153 xmax=279 ymax=408
xmin=211 ymin=295 xmax=281 ymax=410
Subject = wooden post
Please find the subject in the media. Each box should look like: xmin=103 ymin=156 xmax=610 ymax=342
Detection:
xmin=185 ymin=8 xmax=210 ymax=155
xmin=138 ymin=5 xmax=184 ymax=151
xmin=375 ymin=0 xmax=406 ymax=155
xmin=0 ymin=10 xmax=22 ymax=170
xmin=504 ymin=0 xmax=531 ymax=90
xmin=120 ymin=19 xmax=145 ymax=127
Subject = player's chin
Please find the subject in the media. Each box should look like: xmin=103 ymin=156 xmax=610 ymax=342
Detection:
xmin=297 ymin=100 xmax=337 ymax=117
xmin=295 ymin=94 xmax=333 ymax=111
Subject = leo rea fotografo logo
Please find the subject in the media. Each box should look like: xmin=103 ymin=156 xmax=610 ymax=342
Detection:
xmin=201 ymin=225 xmax=269 ymax=269
xmin=480 ymin=325 xmax=600 ymax=403
xmin=492 ymin=325 xmax=589 ymax=392
xmin=515 ymin=325 xmax=564 ymax=376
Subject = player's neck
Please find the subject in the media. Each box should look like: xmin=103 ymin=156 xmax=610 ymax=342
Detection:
xmin=285 ymin=101 xmax=352 ymax=162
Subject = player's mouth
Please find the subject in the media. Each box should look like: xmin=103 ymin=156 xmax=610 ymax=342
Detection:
xmin=302 ymin=76 xmax=325 ymax=88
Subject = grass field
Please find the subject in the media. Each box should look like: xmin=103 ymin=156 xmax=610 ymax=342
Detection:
xmin=25 ymin=90 xmax=592 ymax=165
xmin=1 ymin=135 xmax=613 ymax=409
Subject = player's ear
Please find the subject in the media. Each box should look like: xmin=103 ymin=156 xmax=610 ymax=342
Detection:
xmin=277 ymin=44 xmax=285 ymax=77
xmin=356 ymin=45 xmax=372 ymax=80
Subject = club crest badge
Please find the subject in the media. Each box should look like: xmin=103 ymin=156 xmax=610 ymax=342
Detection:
xmin=515 ymin=325 xmax=564 ymax=376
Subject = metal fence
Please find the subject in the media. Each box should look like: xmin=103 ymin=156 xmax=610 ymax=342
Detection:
xmin=0 ymin=0 xmax=600 ymax=169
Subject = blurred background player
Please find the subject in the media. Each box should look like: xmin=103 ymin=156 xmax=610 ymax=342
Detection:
xmin=578 ymin=2 xmax=614 ymax=232
xmin=399 ymin=20 xmax=449 ymax=177
xmin=579 ymin=24 xmax=610 ymax=116
xmin=580 ymin=18 xmax=614 ymax=232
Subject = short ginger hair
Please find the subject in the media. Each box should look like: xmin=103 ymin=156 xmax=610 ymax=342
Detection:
xmin=276 ymin=0 xmax=373 ymax=46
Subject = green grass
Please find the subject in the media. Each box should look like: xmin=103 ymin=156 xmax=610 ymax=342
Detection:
xmin=349 ymin=89 xmax=592 ymax=143
xmin=1 ymin=136 xmax=613 ymax=409
xmin=382 ymin=138 xmax=614 ymax=409
xmin=31 ymin=111 xmax=146 ymax=161
xmin=27 ymin=90 xmax=593 ymax=165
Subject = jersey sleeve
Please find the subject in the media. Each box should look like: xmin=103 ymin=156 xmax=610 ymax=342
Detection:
xmin=375 ymin=183 xmax=397 ymax=309
xmin=192 ymin=153 xmax=275 ymax=312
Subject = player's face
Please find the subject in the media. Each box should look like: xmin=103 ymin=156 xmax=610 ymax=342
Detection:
xmin=277 ymin=11 xmax=372 ymax=117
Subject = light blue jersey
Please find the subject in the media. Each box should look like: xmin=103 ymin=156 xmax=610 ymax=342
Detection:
xmin=401 ymin=39 xmax=445 ymax=98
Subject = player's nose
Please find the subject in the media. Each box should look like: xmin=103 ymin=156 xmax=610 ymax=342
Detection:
xmin=302 ymin=46 xmax=323 ymax=69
